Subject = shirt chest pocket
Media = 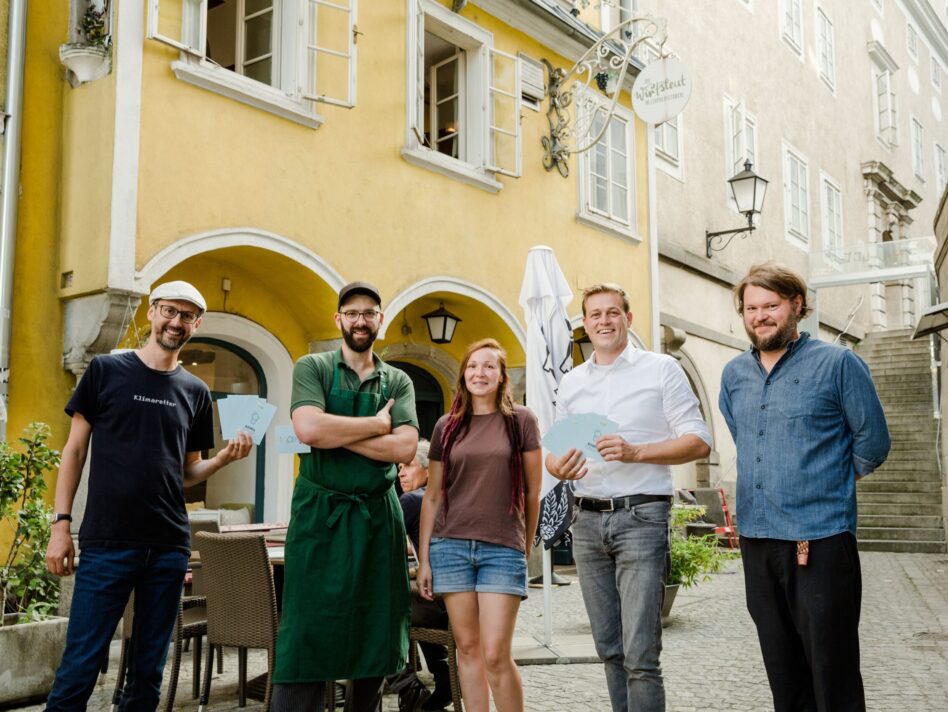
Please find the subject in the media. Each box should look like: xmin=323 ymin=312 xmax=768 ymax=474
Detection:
xmin=773 ymin=377 xmax=813 ymax=419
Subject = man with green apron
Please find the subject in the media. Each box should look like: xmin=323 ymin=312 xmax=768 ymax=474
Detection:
xmin=272 ymin=282 xmax=419 ymax=712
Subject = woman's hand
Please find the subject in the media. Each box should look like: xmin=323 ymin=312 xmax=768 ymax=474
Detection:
xmin=417 ymin=560 xmax=434 ymax=601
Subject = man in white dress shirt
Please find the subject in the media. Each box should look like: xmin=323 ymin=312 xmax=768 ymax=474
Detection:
xmin=547 ymin=284 xmax=712 ymax=712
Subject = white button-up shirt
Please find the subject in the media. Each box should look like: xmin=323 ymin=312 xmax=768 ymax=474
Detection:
xmin=555 ymin=343 xmax=712 ymax=498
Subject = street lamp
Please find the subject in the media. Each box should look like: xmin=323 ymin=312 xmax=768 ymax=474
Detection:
xmin=421 ymin=302 xmax=462 ymax=344
xmin=706 ymin=161 xmax=769 ymax=258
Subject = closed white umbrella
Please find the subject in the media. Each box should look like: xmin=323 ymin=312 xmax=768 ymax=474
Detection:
xmin=519 ymin=245 xmax=575 ymax=647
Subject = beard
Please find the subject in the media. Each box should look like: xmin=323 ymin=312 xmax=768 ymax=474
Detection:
xmin=341 ymin=322 xmax=378 ymax=353
xmin=745 ymin=314 xmax=799 ymax=352
xmin=156 ymin=325 xmax=190 ymax=352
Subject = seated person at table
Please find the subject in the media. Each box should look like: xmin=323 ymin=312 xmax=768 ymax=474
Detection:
xmin=391 ymin=440 xmax=452 ymax=712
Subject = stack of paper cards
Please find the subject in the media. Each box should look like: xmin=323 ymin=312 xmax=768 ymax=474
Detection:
xmin=541 ymin=413 xmax=620 ymax=462
xmin=217 ymin=395 xmax=277 ymax=445
xmin=275 ymin=425 xmax=310 ymax=455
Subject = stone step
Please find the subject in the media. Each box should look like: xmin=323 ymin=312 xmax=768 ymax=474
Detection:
xmin=857 ymin=525 xmax=946 ymax=541
xmin=859 ymin=492 xmax=941 ymax=508
xmin=868 ymin=472 xmax=940 ymax=484
xmin=856 ymin=492 xmax=941 ymax=504
xmin=857 ymin=480 xmax=941 ymax=493
xmin=857 ymin=538 xmax=947 ymax=553
xmin=858 ymin=514 xmax=943 ymax=528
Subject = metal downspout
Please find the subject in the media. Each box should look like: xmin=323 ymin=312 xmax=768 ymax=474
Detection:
xmin=0 ymin=0 xmax=27 ymax=440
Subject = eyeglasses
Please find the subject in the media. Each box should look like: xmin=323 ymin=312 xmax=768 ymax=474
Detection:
xmin=157 ymin=304 xmax=200 ymax=324
xmin=340 ymin=309 xmax=381 ymax=323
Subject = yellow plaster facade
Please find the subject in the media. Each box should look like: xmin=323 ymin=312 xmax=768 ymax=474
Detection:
xmin=13 ymin=0 xmax=656 ymax=521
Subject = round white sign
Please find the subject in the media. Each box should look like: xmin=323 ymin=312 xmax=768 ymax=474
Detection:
xmin=631 ymin=56 xmax=693 ymax=124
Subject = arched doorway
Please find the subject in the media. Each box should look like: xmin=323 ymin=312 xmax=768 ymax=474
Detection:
xmin=388 ymin=361 xmax=444 ymax=440
xmin=184 ymin=338 xmax=267 ymax=521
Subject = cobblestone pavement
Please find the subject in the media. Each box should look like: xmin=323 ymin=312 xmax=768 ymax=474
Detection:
xmin=16 ymin=551 xmax=948 ymax=711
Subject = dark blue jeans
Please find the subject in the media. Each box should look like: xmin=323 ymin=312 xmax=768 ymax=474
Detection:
xmin=45 ymin=547 xmax=189 ymax=712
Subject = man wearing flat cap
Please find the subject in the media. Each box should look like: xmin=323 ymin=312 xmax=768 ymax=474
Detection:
xmin=272 ymin=281 xmax=419 ymax=712
xmin=44 ymin=281 xmax=252 ymax=711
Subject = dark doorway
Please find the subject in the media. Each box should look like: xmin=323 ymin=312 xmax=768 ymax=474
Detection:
xmin=388 ymin=361 xmax=445 ymax=440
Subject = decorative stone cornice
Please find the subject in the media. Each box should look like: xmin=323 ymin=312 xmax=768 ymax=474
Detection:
xmin=62 ymin=289 xmax=146 ymax=378
xmin=861 ymin=161 xmax=922 ymax=212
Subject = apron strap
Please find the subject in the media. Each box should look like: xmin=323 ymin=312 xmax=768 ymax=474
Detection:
xmin=331 ymin=353 xmax=389 ymax=403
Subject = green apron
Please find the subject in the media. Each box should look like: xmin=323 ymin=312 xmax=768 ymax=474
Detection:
xmin=273 ymin=357 xmax=410 ymax=682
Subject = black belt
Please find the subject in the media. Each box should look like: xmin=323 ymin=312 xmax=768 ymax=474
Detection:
xmin=576 ymin=494 xmax=672 ymax=512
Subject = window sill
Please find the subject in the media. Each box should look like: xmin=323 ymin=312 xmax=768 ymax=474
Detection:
xmin=576 ymin=211 xmax=642 ymax=243
xmin=785 ymin=230 xmax=810 ymax=251
xmin=171 ymin=60 xmax=324 ymax=129
xmin=400 ymin=147 xmax=504 ymax=193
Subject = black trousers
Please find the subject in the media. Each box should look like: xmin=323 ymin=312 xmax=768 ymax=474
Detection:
xmin=270 ymin=678 xmax=383 ymax=712
xmin=740 ymin=533 xmax=865 ymax=712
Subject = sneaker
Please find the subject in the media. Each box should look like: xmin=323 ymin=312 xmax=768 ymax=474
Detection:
xmin=398 ymin=681 xmax=432 ymax=712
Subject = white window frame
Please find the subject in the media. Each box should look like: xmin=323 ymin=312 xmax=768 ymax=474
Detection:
xmin=782 ymin=143 xmax=810 ymax=248
xmin=911 ymin=116 xmax=925 ymax=181
xmin=576 ymin=92 xmax=639 ymax=241
xmin=781 ymin=0 xmax=804 ymax=58
xmin=872 ymin=66 xmax=899 ymax=149
xmin=600 ymin=0 xmax=638 ymax=36
xmin=932 ymin=57 xmax=942 ymax=92
xmin=815 ymin=7 xmax=835 ymax=91
xmin=724 ymin=96 xmax=758 ymax=210
xmin=820 ymin=173 xmax=844 ymax=258
xmin=401 ymin=0 xmax=521 ymax=192
xmin=654 ymin=113 xmax=683 ymax=179
xmin=145 ymin=0 xmax=359 ymax=127
xmin=935 ymin=143 xmax=947 ymax=193
xmin=907 ymin=23 xmax=919 ymax=62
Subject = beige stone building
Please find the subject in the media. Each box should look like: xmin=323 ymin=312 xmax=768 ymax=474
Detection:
xmin=594 ymin=0 xmax=948 ymax=503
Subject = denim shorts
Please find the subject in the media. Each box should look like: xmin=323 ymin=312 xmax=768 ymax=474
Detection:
xmin=429 ymin=537 xmax=527 ymax=598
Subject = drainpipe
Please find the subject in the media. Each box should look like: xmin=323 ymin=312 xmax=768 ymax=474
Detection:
xmin=0 ymin=0 xmax=27 ymax=441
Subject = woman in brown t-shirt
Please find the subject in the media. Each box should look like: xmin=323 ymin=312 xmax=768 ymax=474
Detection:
xmin=417 ymin=338 xmax=541 ymax=712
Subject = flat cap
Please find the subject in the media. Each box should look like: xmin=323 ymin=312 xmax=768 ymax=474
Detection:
xmin=338 ymin=281 xmax=381 ymax=309
xmin=149 ymin=281 xmax=207 ymax=313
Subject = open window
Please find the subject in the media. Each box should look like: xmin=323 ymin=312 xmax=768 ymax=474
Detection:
xmin=403 ymin=0 xmax=522 ymax=188
xmin=146 ymin=0 xmax=357 ymax=119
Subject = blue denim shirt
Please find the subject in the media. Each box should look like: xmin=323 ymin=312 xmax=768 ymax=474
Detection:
xmin=719 ymin=333 xmax=890 ymax=540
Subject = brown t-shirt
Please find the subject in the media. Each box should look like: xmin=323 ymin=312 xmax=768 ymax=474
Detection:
xmin=429 ymin=405 xmax=541 ymax=553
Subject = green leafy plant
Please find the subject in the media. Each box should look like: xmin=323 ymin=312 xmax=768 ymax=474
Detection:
xmin=1 ymin=423 xmax=62 ymax=624
xmin=78 ymin=1 xmax=111 ymax=49
xmin=668 ymin=505 xmax=725 ymax=589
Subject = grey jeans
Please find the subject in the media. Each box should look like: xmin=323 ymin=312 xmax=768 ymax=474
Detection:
xmin=572 ymin=501 xmax=670 ymax=712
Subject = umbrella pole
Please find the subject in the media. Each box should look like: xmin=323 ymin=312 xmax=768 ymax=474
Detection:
xmin=542 ymin=547 xmax=553 ymax=646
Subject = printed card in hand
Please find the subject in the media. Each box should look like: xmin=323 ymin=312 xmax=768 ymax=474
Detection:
xmin=542 ymin=413 xmax=619 ymax=462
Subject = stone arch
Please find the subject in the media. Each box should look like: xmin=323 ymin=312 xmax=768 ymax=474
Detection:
xmin=381 ymin=277 xmax=527 ymax=351
xmin=135 ymin=227 xmax=347 ymax=292
xmin=195 ymin=312 xmax=296 ymax=523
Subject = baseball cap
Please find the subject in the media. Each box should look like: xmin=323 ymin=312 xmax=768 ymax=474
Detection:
xmin=338 ymin=281 xmax=381 ymax=309
xmin=149 ymin=281 xmax=207 ymax=313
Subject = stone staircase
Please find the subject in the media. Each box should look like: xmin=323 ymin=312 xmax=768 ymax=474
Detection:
xmin=854 ymin=328 xmax=947 ymax=553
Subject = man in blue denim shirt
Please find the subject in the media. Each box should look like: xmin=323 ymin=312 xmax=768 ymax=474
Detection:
xmin=720 ymin=263 xmax=890 ymax=712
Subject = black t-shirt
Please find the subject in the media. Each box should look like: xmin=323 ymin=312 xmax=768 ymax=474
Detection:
xmin=399 ymin=488 xmax=425 ymax=553
xmin=67 ymin=351 xmax=215 ymax=554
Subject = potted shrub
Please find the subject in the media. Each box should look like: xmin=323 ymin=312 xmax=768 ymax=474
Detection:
xmin=59 ymin=1 xmax=112 ymax=85
xmin=0 ymin=423 xmax=67 ymax=706
xmin=662 ymin=505 xmax=726 ymax=626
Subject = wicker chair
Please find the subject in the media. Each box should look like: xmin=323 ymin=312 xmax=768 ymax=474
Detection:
xmin=195 ymin=532 xmax=278 ymax=711
xmin=409 ymin=624 xmax=463 ymax=712
xmin=109 ymin=592 xmax=208 ymax=712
